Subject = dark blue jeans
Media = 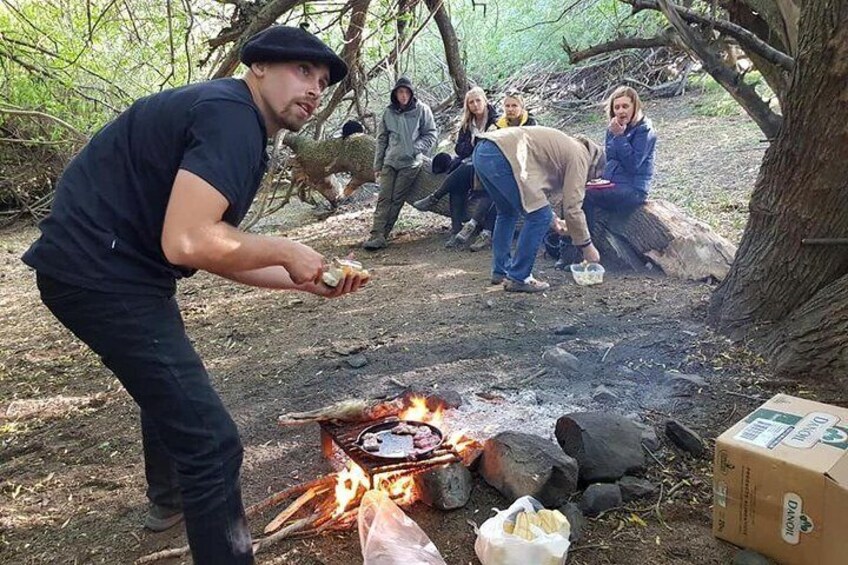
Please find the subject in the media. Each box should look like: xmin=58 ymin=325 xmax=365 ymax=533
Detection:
xmin=473 ymin=140 xmax=553 ymax=282
xmin=36 ymin=273 xmax=253 ymax=565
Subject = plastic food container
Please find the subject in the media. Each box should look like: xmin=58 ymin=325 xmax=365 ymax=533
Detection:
xmin=569 ymin=262 xmax=605 ymax=286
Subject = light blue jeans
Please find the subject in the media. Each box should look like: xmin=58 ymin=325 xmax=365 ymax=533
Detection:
xmin=472 ymin=140 xmax=553 ymax=283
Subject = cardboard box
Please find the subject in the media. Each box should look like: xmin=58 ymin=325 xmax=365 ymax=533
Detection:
xmin=713 ymin=394 xmax=848 ymax=564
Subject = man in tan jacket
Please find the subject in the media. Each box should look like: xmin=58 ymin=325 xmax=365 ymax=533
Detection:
xmin=472 ymin=126 xmax=603 ymax=292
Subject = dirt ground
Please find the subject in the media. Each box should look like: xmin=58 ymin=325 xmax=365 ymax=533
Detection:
xmin=2 ymin=94 xmax=842 ymax=565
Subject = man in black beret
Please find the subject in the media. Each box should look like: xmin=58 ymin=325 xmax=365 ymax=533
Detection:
xmin=22 ymin=25 xmax=366 ymax=565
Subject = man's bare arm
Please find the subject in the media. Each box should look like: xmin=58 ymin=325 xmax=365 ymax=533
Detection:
xmin=161 ymin=170 xmax=324 ymax=284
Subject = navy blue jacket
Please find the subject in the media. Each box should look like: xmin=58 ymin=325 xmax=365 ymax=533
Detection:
xmin=454 ymin=103 xmax=500 ymax=160
xmin=604 ymin=117 xmax=657 ymax=194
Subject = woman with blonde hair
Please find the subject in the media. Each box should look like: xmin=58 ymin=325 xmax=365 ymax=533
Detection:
xmin=582 ymin=86 xmax=657 ymax=233
xmin=413 ymin=87 xmax=499 ymax=244
xmin=495 ymin=92 xmax=537 ymax=128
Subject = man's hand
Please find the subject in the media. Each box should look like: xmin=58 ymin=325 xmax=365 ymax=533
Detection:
xmin=608 ymin=118 xmax=626 ymax=137
xmin=582 ymin=243 xmax=601 ymax=263
xmin=282 ymin=240 xmax=326 ymax=285
xmin=550 ymin=217 xmax=569 ymax=236
xmin=373 ymin=170 xmax=381 ymax=181
xmin=298 ymin=272 xmax=370 ymax=298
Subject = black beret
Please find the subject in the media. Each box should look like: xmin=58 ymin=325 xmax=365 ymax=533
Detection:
xmin=431 ymin=152 xmax=453 ymax=175
xmin=341 ymin=120 xmax=365 ymax=139
xmin=240 ymin=25 xmax=348 ymax=86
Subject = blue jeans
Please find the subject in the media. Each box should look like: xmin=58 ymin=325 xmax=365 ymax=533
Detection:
xmin=36 ymin=273 xmax=253 ymax=565
xmin=472 ymin=140 xmax=553 ymax=282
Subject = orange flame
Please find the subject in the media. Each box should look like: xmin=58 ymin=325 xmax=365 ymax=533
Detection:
xmin=446 ymin=430 xmax=478 ymax=453
xmin=333 ymin=461 xmax=369 ymax=518
xmin=400 ymin=395 xmax=444 ymax=428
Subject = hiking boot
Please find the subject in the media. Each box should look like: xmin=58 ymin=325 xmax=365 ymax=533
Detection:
xmin=444 ymin=234 xmax=461 ymax=249
xmin=503 ymin=277 xmax=550 ymax=293
xmin=143 ymin=505 xmax=184 ymax=532
xmin=362 ymin=235 xmax=387 ymax=250
xmin=455 ymin=220 xmax=478 ymax=244
xmin=469 ymin=230 xmax=492 ymax=252
xmin=491 ymin=273 xmax=506 ymax=285
xmin=412 ymin=194 xmax=438 ymax=212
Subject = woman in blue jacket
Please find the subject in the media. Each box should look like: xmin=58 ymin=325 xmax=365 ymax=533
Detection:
xmin=583 ymin=86 xmax=657 ymax=232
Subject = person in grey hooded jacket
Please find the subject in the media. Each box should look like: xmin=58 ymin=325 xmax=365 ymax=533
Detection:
xmin=363 ymin=77 xmax=437 ymax=250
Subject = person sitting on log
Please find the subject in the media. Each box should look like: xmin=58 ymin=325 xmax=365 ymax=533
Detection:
xmin=454 ymin=91 xmax=540 ymax=251
xmin=412 ymin=87 xmax=499 ymax=247
xmin=582 ymin=86 xmax=657 ymax=236
xmin=472 ymin=126 xmax=603 ymax=293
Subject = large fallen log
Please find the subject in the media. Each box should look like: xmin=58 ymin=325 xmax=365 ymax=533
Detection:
xmin=284 ymin=133 xmax=736 ymax=280
xmin=593 ymin=200 xmax=737 ymax=281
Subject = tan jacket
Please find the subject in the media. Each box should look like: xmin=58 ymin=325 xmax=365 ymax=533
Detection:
xmin=478 ymin=126 xmax=602 ymax=245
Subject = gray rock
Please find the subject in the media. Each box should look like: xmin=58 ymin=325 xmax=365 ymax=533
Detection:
xmin=640 ymin=425 xmax=661 ymax=452
xmin=618 ymin=476 xmax=657 ymax=502
xmin=345 ymin=354 xmax=368 ymax=368
xmin=542 ymin=347 xmax=581 ymax=373
xmin=665 ymin=419 xmax=705 ymax=457
xmin=733 ymin=549 xmax=776 ymax=565
xmin=553 ymin=324 xmax=578 ymax=336
xmin=558 ymin=502 xmax=585 ymax=543
xmin=592 ymin=385 xmax=618 ymax=404
xmin=555 ymin=412 xmax=645 ymax=483
xmin=480 ymin=432 xmax=579 ymax=507
xmin=664 ymin=371 xmax=709 ymax=397
xmin=579 ymin=483 xmax=622 ymax=517
xmin=415 ymin=462 xmax=472 ymax=510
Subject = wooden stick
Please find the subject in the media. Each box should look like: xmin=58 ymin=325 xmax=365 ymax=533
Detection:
xmin=253 ymin=513 xmax=318 ymax=555
xmin=245 ymin=474 xmax=336 ymax=518
xmin=135 ymin=546 xmax=189 ymax=564
xmin=264 ymin=485 xmax=328 ymax=534
xmin=371 ymin=453 xmax=459 ymax=474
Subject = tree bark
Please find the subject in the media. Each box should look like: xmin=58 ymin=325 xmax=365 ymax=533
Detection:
xmin=656 ymin=0 xmax=783 ymax=139
xmin=424 ymin=0 xmax=468 ymax=102
xmin=564 ymin=32 xmax=675 ymax=64
xmin=310 ymin=0 xmax=371 ymax=138
xmin=709 ymin=3 xmax=848 ymax=374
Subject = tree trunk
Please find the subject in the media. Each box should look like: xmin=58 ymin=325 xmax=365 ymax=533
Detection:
xmin=310 ymin=0 xmax=371 ymax=138
xmin=424 ymin=0 xmax=468 ymax=102
xmin=709 ymin=3 xmax=848 ymax=376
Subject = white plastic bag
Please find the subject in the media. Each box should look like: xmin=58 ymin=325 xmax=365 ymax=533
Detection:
xmin=474 ymin=496 xmax=571 ymax=565
xmin=358 ymin=490 xmax=447 ymax=565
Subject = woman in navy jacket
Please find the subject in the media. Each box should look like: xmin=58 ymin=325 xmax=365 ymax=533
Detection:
xmin=583 ymin=86 xmax=657 ymax=231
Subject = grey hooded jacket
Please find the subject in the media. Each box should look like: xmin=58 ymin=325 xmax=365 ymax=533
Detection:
xmin=374 ymin=77 xmax=438 ymax=171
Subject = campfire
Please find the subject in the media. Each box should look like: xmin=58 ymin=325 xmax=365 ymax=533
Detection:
xmin=136 ymin=394 xmax=481 ymax=563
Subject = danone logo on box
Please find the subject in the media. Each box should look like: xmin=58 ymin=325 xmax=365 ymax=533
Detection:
xmin=783 ymin=412 xmax=840 ymax=449
xmin=782 ymin=492 xmax=814 ymax=544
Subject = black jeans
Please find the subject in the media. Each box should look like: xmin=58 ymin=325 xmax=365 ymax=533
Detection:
xmin=36 ymin=273 xmax=253 ymax=565
xmin=582 ymin=187 xmax=647 ymax=236
xmin=431 ymin=163 xmax=475 ymax=234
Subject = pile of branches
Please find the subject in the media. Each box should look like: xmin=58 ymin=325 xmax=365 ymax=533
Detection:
xmin=0 ymin=106 xmax=86 ymax=227
xmin=495 ymin=46 xmax=691 ymax=127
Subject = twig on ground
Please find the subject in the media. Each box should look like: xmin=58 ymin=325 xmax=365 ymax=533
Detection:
xmin=245 ymin=475 xmax=336 ymax=519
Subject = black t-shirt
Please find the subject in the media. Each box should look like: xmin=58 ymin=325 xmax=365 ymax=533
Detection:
xmin=22 ymin=78 xmax=268 ymax=295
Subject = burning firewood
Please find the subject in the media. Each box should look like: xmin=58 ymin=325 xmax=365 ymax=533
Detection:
xmin=264 ymin=485 xmax=328 ymax=534
xmin=277 ymin=397 xmax=405 ymax=426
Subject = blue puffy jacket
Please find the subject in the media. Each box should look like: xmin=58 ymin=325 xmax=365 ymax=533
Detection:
xmin=603 ymin=117 xmax=657 ymax=194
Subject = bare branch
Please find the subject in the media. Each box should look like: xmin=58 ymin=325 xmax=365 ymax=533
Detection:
xmin=656 ymin=0 xmax=781 ymax=139
xmin=626 ymin=0 xmax=794 ymax=72
xmin=564 ymin=30 xmax=676 ymax=64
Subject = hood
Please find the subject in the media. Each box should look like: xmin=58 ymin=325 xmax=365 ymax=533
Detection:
xmin=575 ymin=135 xmax=606 ymax=181
xmin=390 ymin=77 xmax=417 ymax=111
